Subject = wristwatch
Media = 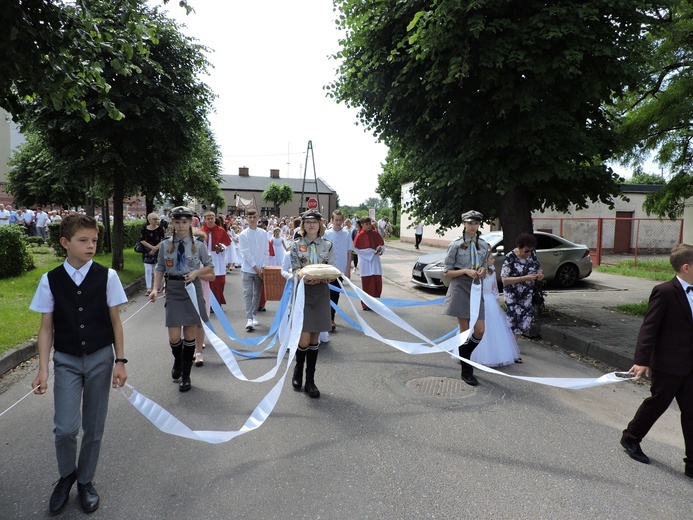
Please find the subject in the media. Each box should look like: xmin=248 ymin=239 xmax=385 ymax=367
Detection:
xmin=114 ymin=358 xmax=128 ymax=364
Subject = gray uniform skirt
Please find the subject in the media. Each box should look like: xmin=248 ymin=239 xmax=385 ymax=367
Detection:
xmin=164 ymin=278 xmax=209 ymax=327
xmin=443 ymin=275 xmax=485 ymax=320
xmin=302 ymin=282 xmax=331 ymax=333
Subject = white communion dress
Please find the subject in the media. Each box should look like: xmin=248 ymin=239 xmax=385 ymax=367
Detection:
xmin=471 ymin=269 xmax=521 ymax=367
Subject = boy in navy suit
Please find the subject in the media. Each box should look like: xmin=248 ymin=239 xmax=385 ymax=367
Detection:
xmin=31 ymin=214 xmax=128 ymax=513
xmin=620 ymin=243 xmax=693 ymax=478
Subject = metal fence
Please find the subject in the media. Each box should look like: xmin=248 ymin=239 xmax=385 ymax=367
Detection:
xmin=532 ymin=217 xmax=684 ymax=266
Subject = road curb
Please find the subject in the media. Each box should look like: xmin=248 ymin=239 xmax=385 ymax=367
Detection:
xmin=0 ymin=277 xmax=146 ymax=377
xmin=540 ymin=324 xmax=632 ymax=370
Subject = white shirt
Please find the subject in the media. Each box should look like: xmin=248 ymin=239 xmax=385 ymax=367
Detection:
xmin=30 ymin=260 xmax=128 ymax=313
xmin=23 ymin=209 xmax=35 ymax=224
xmin=0 ymin=209 xmax=9 ymax=226
xmin=35 ymin=210 xmax=49 ymax=227
xmin=239 ymin=227 xmax=269 ymax=274
xmin=415 ymin=223 xmax=423 ymax=234
xmin=323 ymin=227 xmax=353 ymax=275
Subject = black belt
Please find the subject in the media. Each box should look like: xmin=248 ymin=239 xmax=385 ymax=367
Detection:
xmin=166 ymin=275 xmax=185 ymax=280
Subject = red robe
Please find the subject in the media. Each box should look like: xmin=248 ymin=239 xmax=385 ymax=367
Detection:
xmin=201 ymin=223 xmax=232 ymax=304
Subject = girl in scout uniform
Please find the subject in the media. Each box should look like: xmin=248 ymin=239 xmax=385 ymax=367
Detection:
xmin=442 ymin=210 xmax=489 ymax=387
xmin=286 ymin=210 xmax=335 ymax=398
xmin=149 ymin=206 xmax=214 ymax=392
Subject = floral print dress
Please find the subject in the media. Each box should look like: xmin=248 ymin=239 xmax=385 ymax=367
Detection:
xmin=501 ymin=250 xmax=541 ymax=334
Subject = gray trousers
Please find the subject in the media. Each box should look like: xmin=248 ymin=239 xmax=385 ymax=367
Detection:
xmin=53 ymin=346 xmax=113 ymax=483
xmin=242 ymin=271 xmax=263 ymax=319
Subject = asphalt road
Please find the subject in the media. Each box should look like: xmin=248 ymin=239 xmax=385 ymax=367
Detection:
xmin=0 ymin=247 xmax=689 ymax=519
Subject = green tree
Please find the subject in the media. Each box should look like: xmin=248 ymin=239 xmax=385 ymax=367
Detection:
xmin=623 ymin=168 xmax=666 ymax=185
xmin=359 ymin=197 xmax=388 ymax=212
xmin=262 ymin=182 xmax=295 ymax=215
xmin=615 ymin=1 xmax=693 ymax=218
xmin=376 ymin=148 xmax=416 ymax=227
xmin=6 ymin=133 xmax=86 ymax=208
xmin=329 ymin=0 xmax=660 ymax=249
xmin=17 ymin=2 xmax=216 ymax=270
xmin=0 ymin=0 xmax=191 ymax=120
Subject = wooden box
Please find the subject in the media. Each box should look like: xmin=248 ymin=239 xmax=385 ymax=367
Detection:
xmin=263 ymin=266 xmax=287 ymax=301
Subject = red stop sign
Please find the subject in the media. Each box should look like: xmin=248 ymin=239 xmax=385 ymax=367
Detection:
xmin=307 ymin=198 xmax=318 ymax=210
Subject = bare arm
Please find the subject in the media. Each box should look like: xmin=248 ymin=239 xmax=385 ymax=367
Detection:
xmin=109 ymin=306 xmax=127 ymax=388
xmin=31 ymin=313 xmax=54 ymax=394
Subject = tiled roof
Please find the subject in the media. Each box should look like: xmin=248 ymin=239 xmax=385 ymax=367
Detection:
xmin=219 ymin=175 xmax=335 ymax=194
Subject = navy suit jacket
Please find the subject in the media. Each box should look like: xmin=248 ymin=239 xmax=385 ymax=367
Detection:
xmin=634 ymin=277 xmax=693 ymax=376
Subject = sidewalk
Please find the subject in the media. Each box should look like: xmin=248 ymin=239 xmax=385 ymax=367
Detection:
xmin=387 ymin=238 xmax=656 ymax=371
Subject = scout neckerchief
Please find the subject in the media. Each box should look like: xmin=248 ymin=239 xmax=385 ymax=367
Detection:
xmin=176 ymin=239 xmax=186 ymax=270
xmin=308 ymin=240 xmax=319 ymax=264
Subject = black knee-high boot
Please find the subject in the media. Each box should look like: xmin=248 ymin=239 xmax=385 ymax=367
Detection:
xmin=304 ymin=346 xmax=320 ymax=398
xmin=170 ymin=340 xmax=183 ymax=380
xmin=180 ymin=340 xmax=196 ymax=392
xmin=459 ymin=335 xmax=481 ymax=387
xmin=292 ymin=348 xmax=307 ymax=390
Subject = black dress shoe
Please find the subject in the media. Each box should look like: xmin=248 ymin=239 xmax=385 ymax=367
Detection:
xmin=49 ymin=470 xmax=77 ymax=514
xmin=179 ymin=377 xmax=192 ymax=392
xmin=620 ymin=434 xmax=650 ymax=464
xmin=685 ymin=466 xmax=693 ymax=478
xmin=77 ymin=482 xmax=100 ymax=513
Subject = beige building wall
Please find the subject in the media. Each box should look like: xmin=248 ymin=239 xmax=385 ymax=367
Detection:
xmin=0 ymin=108 xmax=26 ymax=204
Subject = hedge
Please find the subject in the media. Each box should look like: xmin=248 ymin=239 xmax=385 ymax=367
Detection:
xmin=49 ymin=220 xmax=147 ymax=258
xmin=0 ymin=226 xmax=35 ymax=279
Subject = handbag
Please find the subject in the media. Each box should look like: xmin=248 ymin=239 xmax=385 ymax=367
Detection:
xmin=134 ymin=242 xmax=145 ymax=253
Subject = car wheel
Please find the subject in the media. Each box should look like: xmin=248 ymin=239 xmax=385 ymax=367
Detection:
xmin=555 ymin=263 xmax=579 ymax=288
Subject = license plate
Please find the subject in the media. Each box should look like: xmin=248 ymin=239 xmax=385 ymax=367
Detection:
xmin=413 ymin=270 xmax=422 ymax=277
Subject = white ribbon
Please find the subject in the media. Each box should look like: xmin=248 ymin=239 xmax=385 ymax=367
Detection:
xmin=120 ymin=276 xmax=633 ymax=444
xmin=121 ymin=280 xmax=305 ymax=443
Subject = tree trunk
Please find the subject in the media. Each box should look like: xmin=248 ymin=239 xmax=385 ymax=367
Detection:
xmin=111 ymin=175 xmax=125 ymax=271
xmin=498 ymin=187 xmax=534 ymax=252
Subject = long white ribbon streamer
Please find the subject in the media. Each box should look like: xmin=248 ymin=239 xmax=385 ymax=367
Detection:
xmin=120 ymin=276 xmax=633 ymax=444
xmin=337 ymin=277 xmax=632 ymax=390
xmin=121 ymin=281 xmax=305 ymax=443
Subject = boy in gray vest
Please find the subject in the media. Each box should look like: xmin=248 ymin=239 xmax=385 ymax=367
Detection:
xmin=31 ymin=214 xmax=128 ymax=514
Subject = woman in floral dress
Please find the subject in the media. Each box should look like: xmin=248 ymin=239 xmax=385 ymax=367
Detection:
xmin=500 ymin=233 xmax=544 ymax=362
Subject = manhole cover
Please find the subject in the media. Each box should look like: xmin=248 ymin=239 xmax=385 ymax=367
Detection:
xmin=406 ymin=376 xmax=473 ymax=398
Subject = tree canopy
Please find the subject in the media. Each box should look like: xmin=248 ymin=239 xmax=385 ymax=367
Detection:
xmin=10 ymin=1 xmax=219 ymax=269
xmin=615 ymin=1 xmax=693 ymax=219
xmin=329 ymin=0 xmax=662 ymax=246
xmin=0 ymin=0 xmax=193 ymax=120
xmin=262 ymin=182 xmax=295 ymax=215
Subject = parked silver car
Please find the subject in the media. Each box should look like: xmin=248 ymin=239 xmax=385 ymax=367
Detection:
xmin=411 ymin=231 xmax=592 ymax=289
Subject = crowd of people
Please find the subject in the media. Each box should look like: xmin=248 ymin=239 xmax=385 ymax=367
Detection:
xmin=26 ymin=205 xmax=693 ymax=513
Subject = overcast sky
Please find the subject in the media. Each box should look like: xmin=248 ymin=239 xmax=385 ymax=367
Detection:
xmin=164 ymin=0 xmax=389 ymax=207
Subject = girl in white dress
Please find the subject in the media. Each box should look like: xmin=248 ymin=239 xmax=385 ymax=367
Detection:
xmin=268 ymin=227 xmax=289 ymax=266
xmin=226 ymin=225 xmax=242 ymax=268
xmin=471 ymin=254 xmax=521 ymax=367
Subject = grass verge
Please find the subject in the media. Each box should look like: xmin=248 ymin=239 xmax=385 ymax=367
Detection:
xmin=596 ymin=260 xmax=669 ymax=317
xmin=0 ymin=247 xmax=144 ymax=356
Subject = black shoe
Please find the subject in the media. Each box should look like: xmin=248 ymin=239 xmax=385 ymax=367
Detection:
xmin=305 ymin=381 xmax=320 ymax=398
xmin=258 ymin=306 xmax=266 ymax=312
xmin=49 ymin=470 xmax=77 ymax=514
xmin=292 ymin=365 xmax=303 ymax=390
xmin=179 ymin=377 xmax=192 ymax=392
xmin=685 ymin=466 xmax=693 ymax=479
xmin=77 ymin=482 xmax=100 ymax=513
xmin=461 ymin=371 xmax=478 ymax=386
xmin=620 ymin=434 xmax=650 ymax=464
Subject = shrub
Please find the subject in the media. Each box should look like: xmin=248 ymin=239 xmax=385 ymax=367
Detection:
xmin=391 ymin=224 xmax=400 ymax=238
xmin=0 ymin=226 xmax=35 ymax=278
xmin=49 ymin=220 xmax=145 ymax=257
xmin=24 ymin=236 xmax=45 ymax=246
